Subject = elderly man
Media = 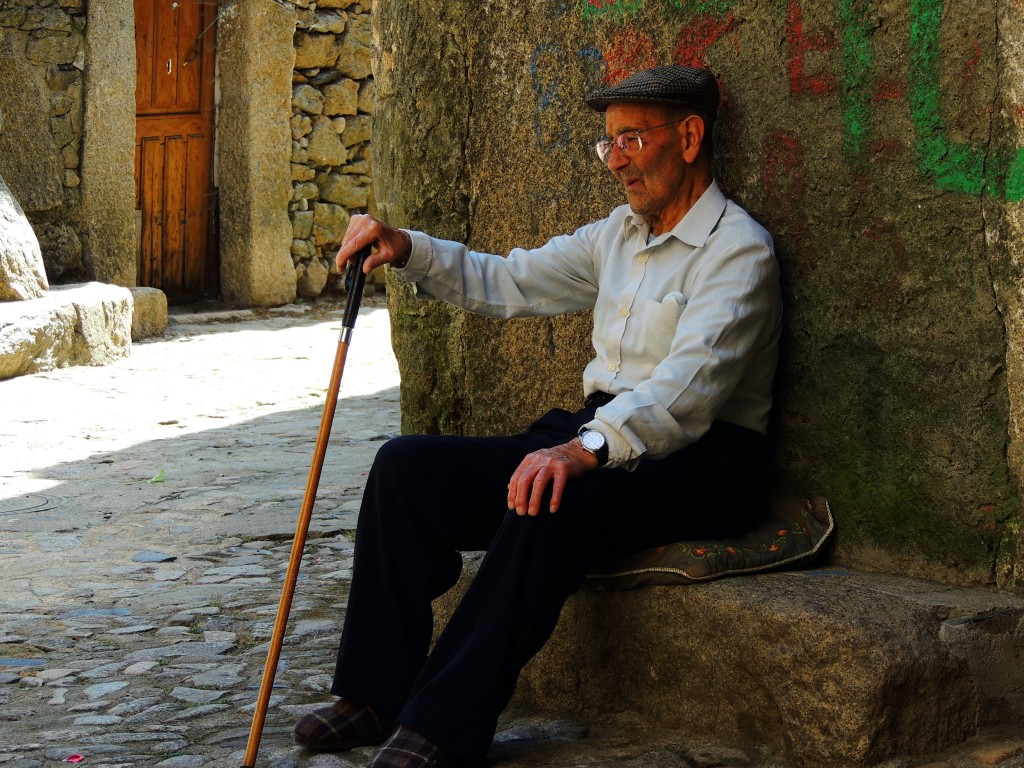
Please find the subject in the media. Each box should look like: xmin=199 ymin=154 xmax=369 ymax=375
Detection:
xmin=294 ymin=65 xmax=781 ymax=768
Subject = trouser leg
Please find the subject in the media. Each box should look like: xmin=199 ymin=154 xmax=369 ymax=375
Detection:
xmin=397 ymin=418 xmax=765 ymax=764
xmin=330 ymin=428 xmax=564 ymax=716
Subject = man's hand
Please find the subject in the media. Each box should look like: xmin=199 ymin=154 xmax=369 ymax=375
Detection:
xmin=336 ymin=214 xmax=413 ymax=274
xmin=507 ymin=439 xmax=599 ymax=516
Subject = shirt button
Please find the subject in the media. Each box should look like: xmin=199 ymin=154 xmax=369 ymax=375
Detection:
xmin=619 ymin=307 xmax=629 ymax=317
xmin=607 ymin=363 xmax=616 ymax=372
xmin=638 ymin=254 xmax=648 ymax=264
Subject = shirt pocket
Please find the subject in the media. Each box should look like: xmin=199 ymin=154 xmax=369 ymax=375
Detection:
xmin=638 ymin=293 xmax=686 ymax=359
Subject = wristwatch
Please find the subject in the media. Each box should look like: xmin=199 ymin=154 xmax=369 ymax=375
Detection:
xmin=578 ymin=428 xmax=609 ymax=467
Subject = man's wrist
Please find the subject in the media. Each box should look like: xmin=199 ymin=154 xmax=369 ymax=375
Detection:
xmin=578 ymin=428 xmax=609 ymax=466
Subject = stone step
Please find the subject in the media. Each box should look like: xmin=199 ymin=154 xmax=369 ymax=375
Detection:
xmin=435 ymin=563 xmax=1024 ymax=768
xmin=0 ymin=281 xmax=166 ymax=380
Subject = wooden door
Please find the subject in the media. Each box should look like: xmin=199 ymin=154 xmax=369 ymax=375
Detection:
xmin=135 ymin=0 xmax=218 ymax=302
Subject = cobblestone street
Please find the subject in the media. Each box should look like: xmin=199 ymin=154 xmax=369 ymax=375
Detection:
xmin=1 ymin=300 xmax=1023 ymax=768
xmin=0 ymin=300 xmax=400 ymax=767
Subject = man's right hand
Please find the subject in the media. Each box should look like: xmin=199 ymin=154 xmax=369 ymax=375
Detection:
xmin=336 ymin=214 xmax=413 ymax=274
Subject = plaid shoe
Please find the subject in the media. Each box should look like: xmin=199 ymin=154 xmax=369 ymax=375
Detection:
xmin=293 ymin=698 xmax=394 ymax=752
xmin=367 ymin=725 xmax=459 ymax=768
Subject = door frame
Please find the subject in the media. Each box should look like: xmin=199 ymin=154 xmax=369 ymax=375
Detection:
xmin=82 ymin=0 xmax=296 ymax=307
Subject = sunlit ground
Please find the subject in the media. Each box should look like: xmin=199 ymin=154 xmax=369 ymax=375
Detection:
xmin=0 ymin=303 xmax=400 ymax=501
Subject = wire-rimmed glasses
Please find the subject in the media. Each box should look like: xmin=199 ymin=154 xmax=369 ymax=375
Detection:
xmin=595 ymin=118 xmax=689 ymax=163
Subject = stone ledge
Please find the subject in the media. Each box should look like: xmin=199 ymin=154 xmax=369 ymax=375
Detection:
xmin=435 ymin=563 xmax=1024 ymax=768
xmin=128 ymin=286 xmax=167 ymax=341
xmin=0 ymin=282 xmax=133 ymax=379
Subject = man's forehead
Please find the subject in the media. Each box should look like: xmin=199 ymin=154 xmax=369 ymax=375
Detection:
xmin=604 ymin=102 xmax=674 ymax=131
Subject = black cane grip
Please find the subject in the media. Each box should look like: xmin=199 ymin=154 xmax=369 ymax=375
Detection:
xmin=342 ymin=246 xmax=371 ymax=330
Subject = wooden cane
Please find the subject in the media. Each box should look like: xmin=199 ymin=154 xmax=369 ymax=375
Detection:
xmin=241 ymin=246 xmax=372 ymax=767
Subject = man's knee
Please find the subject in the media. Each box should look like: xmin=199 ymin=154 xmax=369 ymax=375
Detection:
xmin=368 ymin=434 xmax=453 ymax=488
xmin=373 ymin=434 xmax=438 ymax=467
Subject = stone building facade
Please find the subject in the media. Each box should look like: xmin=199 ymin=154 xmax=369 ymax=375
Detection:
xmin=0 ymin=0 xmax=376 ymax=306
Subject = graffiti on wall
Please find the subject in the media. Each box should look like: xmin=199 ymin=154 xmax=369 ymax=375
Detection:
xmin=534 ymin=0 xmax=1024 ymax=202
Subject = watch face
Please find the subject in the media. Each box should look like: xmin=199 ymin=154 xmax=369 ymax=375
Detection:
xmin=581 ymin=430 xmax=605 ymax=451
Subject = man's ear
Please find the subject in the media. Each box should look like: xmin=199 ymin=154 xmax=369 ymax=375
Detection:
xmin=680 ymin=115 xmax=704 ymax=163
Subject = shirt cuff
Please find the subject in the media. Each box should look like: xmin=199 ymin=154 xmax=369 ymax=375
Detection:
xmin=393 ymin=229 xmax=434 ymax=283
xmin=580 ymin=417 xmax=636 ymax=470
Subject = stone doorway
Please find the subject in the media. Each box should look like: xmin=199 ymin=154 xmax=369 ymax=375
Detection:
xmin=133 ymin=0 xmax=219 ymax=303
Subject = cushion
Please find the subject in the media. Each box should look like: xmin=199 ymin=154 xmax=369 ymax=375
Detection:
xmin=584 ymin=495 xmax=834 ymax=591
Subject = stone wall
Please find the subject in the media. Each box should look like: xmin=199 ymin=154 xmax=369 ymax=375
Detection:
xmin=376 ymin=0 xmax=1024 ymax=590
xmin=0 ymin=0 xmax=87 ymax=284
xmin=287 ymin=0 xmax=376 ymax=298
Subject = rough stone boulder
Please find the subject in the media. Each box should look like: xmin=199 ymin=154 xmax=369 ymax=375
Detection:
xmin=129 ymin=286 xmax=167 ymax=342
xmin=0 ymin=174 xmax=48 ymax=301
xmin=0 ymin=282 xmax=132 ymax=379
xmin=435 ymin=564 xmax=1024 ymax=767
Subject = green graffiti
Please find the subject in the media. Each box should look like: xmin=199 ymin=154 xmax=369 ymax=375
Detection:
xmin=909 ymin=0 xmax=1024 ymax=201
xmin=667 ymin=0 xmax=733 ymax=15
xmin=839 ymin=0 xmax=872 ymax=158
xmin=576 ymin=0 xmax=645 ymax=20
xmin=578 ymin=0 xmax=734 ymax=20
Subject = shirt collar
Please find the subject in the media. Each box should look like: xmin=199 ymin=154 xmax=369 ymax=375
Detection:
xmin=622 ymin=180 xmax=726 ymax=248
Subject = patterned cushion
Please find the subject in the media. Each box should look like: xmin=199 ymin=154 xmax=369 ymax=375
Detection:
xmin=585 ymin=495 xmax=834 ymax=591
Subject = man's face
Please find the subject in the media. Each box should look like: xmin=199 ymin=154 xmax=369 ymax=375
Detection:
xmin=603 ymin=103 xmax=695 ymax=234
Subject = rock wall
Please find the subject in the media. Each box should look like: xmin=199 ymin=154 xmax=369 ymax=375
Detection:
xmin=0 ymin=0 xmax=86 ymax=284
xmin=376 ymin=0 xmax=1024 ymax=589
xmin=287 ymin=0 xmax=377 ymax=298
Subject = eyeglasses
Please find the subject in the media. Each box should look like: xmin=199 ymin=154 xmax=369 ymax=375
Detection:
xmin=595 ymin=118 xmax=689 ymax=163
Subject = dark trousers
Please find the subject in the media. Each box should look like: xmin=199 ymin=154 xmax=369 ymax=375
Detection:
xmin=331 ymin=406 xmax=765 ymax=765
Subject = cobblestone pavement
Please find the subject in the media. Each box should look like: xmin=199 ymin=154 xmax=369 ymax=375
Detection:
xmin=1 ymin=299 xmax=1022 ymax=768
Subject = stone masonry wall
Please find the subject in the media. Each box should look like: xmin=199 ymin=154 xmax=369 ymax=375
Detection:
xmin=286 ymin=0 xmax=376 ymax=299
xmin=0 ymin=0 xmax=86 ymax=284
xmin=376 ymin=0 xmax=1024 ymax=590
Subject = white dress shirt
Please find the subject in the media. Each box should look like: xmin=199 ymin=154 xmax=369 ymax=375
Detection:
xmin=396 ymin=181 xmax=782 ymax=470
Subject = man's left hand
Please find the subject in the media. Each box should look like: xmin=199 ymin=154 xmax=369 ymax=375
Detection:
xmin=507 ymin=439 xmax=599 ymax=516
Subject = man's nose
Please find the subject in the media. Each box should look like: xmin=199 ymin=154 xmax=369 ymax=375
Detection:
xmin=606 ymin=142 xmax=629 ymax=170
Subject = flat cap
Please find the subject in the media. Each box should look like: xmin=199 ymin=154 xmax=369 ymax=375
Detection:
xmin=585 ymin=65 xmax=720 ymax=119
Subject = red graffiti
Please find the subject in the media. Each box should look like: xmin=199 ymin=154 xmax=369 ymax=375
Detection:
xmin=870 ymin=140 xmax=906 ymax=159
xmin=602 ymin=28 xmax=658 ymax=84
xmin=871 ymin=80 xmax=905 ymax=102
xmin=848 ymin=172 xmax=870 ymax=218
xmin=978 ymin=503 xmax=998 ymax=532
xmin=860 ymin=221 xmax=909 ymax=307
xmin=964 ymin=40 xmax=983 ymax=81
xmin=786 ymin=0 xmax=837 ymax=97
xmin=672 ymin=13 xmax=739 ymax=67
xmin=1013 ymin=104 xmax=1024 ymax=129
xmin=761 ymin=130 xmax=813 ymax=278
